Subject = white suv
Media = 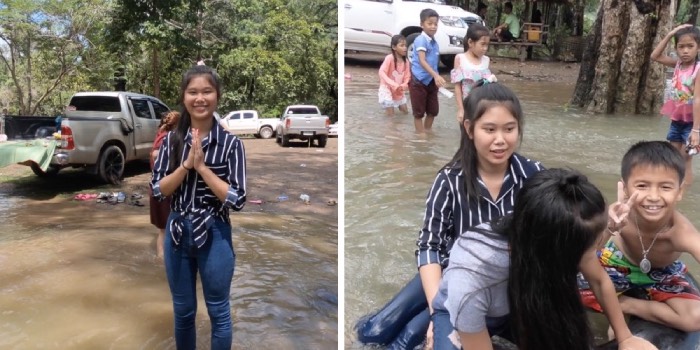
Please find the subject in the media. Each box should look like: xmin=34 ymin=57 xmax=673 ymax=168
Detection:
xmin=344 ymin=0 xmax=483 ymax=68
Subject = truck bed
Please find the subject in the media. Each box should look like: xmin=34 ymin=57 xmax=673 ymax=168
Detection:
xmin=3 ymin=115 xmax=57 ymax=140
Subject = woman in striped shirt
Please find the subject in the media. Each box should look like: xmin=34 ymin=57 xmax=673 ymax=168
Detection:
xmin=151 ymin=65 xmax=246 ymax=350
xmin=356 ymin=82 xmax=543 ymax=349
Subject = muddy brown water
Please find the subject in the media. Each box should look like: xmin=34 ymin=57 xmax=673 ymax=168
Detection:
xmin=0 ymin=160 xmax=337 ymax=349
xmin=344 ymin=58 xmax=700 ymax=348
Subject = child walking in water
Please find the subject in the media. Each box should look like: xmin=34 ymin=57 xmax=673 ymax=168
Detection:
xmin=409 ymin=9 xmax=447 ymax=133
xmin=451 ymin=24 xmax=497 ymax=124
xmin=378 ymin=35 xmax=411 ymax=116
xmin=356 ymin=82 xmax=544 ymax=349
xmin=651 ymin=24 xmax=700 ymax=188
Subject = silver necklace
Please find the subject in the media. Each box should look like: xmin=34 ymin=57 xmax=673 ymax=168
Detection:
xmin=635 ymin=216 xmax=670 ymax=273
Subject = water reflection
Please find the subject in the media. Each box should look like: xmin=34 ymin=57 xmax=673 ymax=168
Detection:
xmin=344 ymin=65 xmax=700 ymax=348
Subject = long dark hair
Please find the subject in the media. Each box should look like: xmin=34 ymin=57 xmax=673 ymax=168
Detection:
xmin=390 ymin=34 xmax=406 ymax=69
xmin=502 ymin=168 xmax=607 ymax=350
xmin=169 ymin=65 xmax=221 ymax=170
xmin=445 ymin=82 xmax=524 ymax=199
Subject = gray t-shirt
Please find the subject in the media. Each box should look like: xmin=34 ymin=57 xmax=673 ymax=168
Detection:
xmin=433 ymin=222 xmax=510 ymax=333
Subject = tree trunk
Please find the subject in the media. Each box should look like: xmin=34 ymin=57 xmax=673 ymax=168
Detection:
xmin=587 ymin=0 xmax=629 ymax=113
xmin=689 ymin=0 xmax=700 ymax=24
xmin=570 ymin=4 xmax=603 ymax=107
xmin=571 ymin=0 xmax=671 ymax=115
xmin=571 ymin=0 xmax=585 ymax=36
xmin=152 ymin=47 xmax=160 ymax=99
xmin=26 ymin=33 xmax=32 ymax=115
xmin=639 ymin=1 xmax=672 ymax=114
xmin=615 ymin=4 xmax=649 ymax=114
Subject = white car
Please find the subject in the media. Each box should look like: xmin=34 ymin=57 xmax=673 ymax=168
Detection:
xmin=344 ymin=0 xmax=483 ymax=68
xmin=220 ymin=110 xmax=279 ymax=139
xmin=328 ymin=122 xmax=339 ymax=137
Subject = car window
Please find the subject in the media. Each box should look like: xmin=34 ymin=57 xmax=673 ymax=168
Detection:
xmin=68 ymin=96 xmax=121 ymax=112
xmin=230 ymin=113 xmax=241 ymax=120
xmin=151 ymin=101 xmax=170 ymax=120
xmin=288 ymin=108 xmax=319 ymax=114
xmin=243 ymin=112 xmax=254 ymax=119
xmin=130 ymin=99 xmax=153 ymax=120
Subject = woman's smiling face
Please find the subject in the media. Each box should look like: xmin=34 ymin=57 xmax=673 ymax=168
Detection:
xmin=183 ymin=75 xmax=218 ymax=122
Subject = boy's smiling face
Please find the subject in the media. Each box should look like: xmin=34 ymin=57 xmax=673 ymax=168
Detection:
xmin=421 ymin=16 xmax=439 ymax=38
xmin=624 ymin=164 xmax=683 ymax=223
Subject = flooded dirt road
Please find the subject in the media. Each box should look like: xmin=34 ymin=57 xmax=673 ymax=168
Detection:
xmin=0 ymin=137 xmax=338 ymax=349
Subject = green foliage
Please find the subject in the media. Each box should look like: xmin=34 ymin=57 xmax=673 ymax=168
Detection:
xmin=0 ymin=0 xmax=338 ymax=121
xmin=106 ymin=0 xmax=338 ymax=120
xmin=0 ymin=0 xmax=116 ymax=115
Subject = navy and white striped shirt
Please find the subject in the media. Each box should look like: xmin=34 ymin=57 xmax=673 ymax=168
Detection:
xmin=151 ymin=118 xmax=246 ymax=247
xmin=415 ymin=153 xmax=543 ymax=269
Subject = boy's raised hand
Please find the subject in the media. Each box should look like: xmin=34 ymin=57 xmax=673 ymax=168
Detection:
xmin=608 ymin=181 xmax=639 ymax=235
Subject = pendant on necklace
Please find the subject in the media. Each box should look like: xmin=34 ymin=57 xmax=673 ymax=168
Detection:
xmin=640 ymin=257 xmax=652 ymax=274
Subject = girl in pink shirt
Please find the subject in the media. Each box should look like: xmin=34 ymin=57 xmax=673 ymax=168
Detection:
xmin=651 ymin=24 xmax=700 ymax=187
xmin=378 ymin=35 xmax=411 ymax=116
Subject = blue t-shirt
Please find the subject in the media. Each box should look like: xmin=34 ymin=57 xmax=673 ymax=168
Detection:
xmin=410 ymin=32 xmax=440 ymax=85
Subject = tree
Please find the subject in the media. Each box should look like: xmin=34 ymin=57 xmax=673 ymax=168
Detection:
xmin=570 ymin=0 xmax=672 ymax=114
xmin=216 ymin=0 xmax=338 ymax=120
xmin=0 ymin=0 xmax=112 ymax=115
xmin=108 ymin=0 xmax=186 ymax=99
xmin=0 ymin=0 xmax=338 ymax=118
xmin=689 ymin=0 xmax=700 ymax=24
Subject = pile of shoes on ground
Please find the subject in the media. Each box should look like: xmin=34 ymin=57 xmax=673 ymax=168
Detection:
xmin=94 ymin=192 xmax=145 ymax=206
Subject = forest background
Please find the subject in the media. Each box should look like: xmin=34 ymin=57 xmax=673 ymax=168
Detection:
xmin=0 ymin=0 xmax=338 ymax=121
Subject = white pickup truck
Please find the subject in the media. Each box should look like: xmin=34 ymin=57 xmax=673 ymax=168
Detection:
xmin=344 ymin=0 xmax=484 ymax=68
xmin=275 ymin=105 xmax=330 ymax=148
xmin=219 ymin=110 xmax=279 ymax=139
xmin=49 ymin=91 xmax=169 ymax=184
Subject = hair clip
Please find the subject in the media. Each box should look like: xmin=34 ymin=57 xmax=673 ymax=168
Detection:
xmin=476 ymin=75 xmax=497 ymax=87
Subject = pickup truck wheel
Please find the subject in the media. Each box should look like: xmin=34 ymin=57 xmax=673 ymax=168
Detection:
xmin=98 ymin=145 xmax=125 ymax=185
xmin=406 ymin=33 xmax=420 ymax=65
xmin=440 ymin=55 xmax=455 ymax=69
xmin=281 ymin=133 xmax=290 ymax=147
xmin=317 ymin=135 xmax=328 ymax=148
xmin=30 ymin=163 xmax=60 ymax=177
xmin=259 ymin=126 xmax=274 ymax=139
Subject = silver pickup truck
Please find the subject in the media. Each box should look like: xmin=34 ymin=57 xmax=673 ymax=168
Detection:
xmin=275 ymin=105 xmax=330 ymax=148
xmin=50 ymin=91 xmax=169 ymax=184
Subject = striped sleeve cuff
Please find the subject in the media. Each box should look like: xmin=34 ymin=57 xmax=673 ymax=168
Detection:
xmin=417 ymin=249 xmax=441 ymax=268
xmin=225 ymin=189 xmax=242 ymax=210
xmin=152 ymin=182 xmax=164 ymax=201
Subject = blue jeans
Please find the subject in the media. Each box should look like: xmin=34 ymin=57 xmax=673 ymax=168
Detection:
xmin=164 ymin=212 xmax=236 ymax=350
xmin=356 ymin=273 xmax=430 ymax=349
xmin=432 ymin=308 xmax=512 ymax=350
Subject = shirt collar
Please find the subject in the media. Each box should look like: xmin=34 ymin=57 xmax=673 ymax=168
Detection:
xmin=421 ymin=31 xmax=435 ymax=42
xmin=508 ymin=152 xmax=541 ymax=185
